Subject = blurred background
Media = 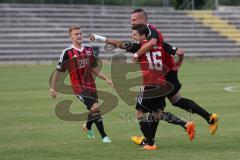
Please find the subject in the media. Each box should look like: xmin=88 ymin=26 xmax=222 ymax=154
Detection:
xmin=0 ymin=0 xmax=239 ymax=63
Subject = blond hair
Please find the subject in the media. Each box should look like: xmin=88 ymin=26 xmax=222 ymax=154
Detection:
xmin=69 ymin=25 xmax=80 ymax=34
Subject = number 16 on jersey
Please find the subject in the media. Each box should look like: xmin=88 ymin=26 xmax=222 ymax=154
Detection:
xmin=145 ymin=51 xmax=162 ymax=70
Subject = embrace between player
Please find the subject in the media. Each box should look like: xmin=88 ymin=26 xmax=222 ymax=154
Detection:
xmin=49 ymin=8 xmax=219 ymax=150
xmin=89 ymin=9 xmax=219 ymax=150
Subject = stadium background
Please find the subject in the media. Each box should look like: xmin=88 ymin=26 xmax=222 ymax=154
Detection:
xmin=0 ymin=0 xmax=240 ymax=160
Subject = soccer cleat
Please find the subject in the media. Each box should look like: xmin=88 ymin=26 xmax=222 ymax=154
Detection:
xmin=185 ymin=121 xmax=195 ymax=141
xmin=143 ymin=144 xmax=157 ymax=150
xmin=209 ymin=113 xmax=219 ymax=135
xmin=131 ymin=136 xmax=145 ymax=145
xmin=102 ymin=136 xmax=112 ymax=143
xmin=82 ymin=124 xmax=95 ymax=139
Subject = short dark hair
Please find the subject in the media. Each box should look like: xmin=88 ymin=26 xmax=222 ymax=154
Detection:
xmin=132 ymin=24 xmax=149 ymax=38
xmin=131 ymin=8 xmax=148 ymax=21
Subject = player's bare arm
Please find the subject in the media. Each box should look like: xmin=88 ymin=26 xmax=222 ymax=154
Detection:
xmin=89 ymin=34 xmax=121 ymax=45
xmin=91 ymin=67 xmax=114 ymax=89
xmin=134 ymin=38 xmax=157 ymax=56
xmin=89 ymin=34 xmax=130 ymax=49
xmin=50 ymin=70 xmax=61 ymax=98
xmin=132 ymin=38 xmax=157 ymax=63
xmin=174 ymin=48 xmax=184 ymax=70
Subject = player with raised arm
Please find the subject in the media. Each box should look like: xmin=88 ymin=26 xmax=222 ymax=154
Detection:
xmin=130 ymin=8 xmax=218 ymax=136
xmin=90 ymin=24 xmax=196 ymax=150
xmin=91 ymin=8 xmax=219 ymax=136
xmin=91 ymin=8 xmax=219 ymax=144
xmin=130 ymin=24 xmax=196 ymax=150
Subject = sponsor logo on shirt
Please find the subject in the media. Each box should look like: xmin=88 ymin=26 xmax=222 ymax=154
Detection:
xmin=78 ymin=59 xmax=89 ymax=68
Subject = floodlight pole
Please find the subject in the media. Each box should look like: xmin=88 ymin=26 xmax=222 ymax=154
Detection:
xmin=215 ymin=0 xmax=219 ymax=10
xmin=132 ymin=0 xmax=135 ymax=7
xmin=191 ymin=0 xmax=195 ymax=10
xmin=163 ymin=0 xmax=169 ymax=7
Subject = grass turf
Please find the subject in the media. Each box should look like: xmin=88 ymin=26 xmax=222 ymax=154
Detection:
xmin=0 ymin=59 xmax=240 ymax=160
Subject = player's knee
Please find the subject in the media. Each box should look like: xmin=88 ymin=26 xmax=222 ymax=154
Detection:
xmin=90 ymin=109 xmax=101 ymax=120
xmin=151 ymin=110 xmax=163 ymax=121
xmin=136 ymin=111 xmax=147 ymax=121
xmin=90 ymin=103 xmax=100 ymax=112
xmin=169 ymin=92 xmax=182 ymax=104
xmin=90 ymin=103 xmax=101 ymax=118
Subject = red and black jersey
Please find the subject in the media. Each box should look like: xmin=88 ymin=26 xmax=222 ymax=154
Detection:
xmin=128 ymin=41 xmax=177 ymax=86
xmin=147 ymin=24 xmax=175 ymax=71
xmin=147 ymin=24 xmax=164 ymax=42
xmin=56 ymin=45 xmax=97 ymax=94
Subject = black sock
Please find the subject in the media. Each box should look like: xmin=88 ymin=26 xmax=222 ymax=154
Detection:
xmin=151 ymin=121 xmax=159 ymax=140
xmin=148 ymin=113 xmax=159 ymax=140
xmin=173 ymin=98 xmax=211 ymax=123
xmin=88 ymin=111 xmax=107 ymax=139
xmin=94 ymin=117 xmax=107 ymax=139
xmin=139 ymin=119 xmax=154 ymax=146
xmin=86 ymin=113 xmax=94 ymax=130
xmin=162 ymin=112 xmax=186 ymax=129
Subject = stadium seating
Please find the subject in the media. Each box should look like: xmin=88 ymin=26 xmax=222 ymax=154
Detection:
xmin=0 ymin=3 xmax=239 ymax=62
xmin=189 ymin=10 xmax=240 ymax=45
xmin=216 ymin=6 xmax=240 ymax=28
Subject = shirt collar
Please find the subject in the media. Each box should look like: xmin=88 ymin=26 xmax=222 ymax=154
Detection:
xmin=71 ymin=44 xmax=84 ymax=52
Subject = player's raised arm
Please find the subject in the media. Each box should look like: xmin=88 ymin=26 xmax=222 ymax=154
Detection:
xmin=89 ymin=34 xmax=121 ymax=45
xmin=130 ymin=27 xmax=158 ymax=61
xmin=134 ymin=38 xmax=156 ymax=55
xmin=89 ymin=34 xmax=132 ymax=50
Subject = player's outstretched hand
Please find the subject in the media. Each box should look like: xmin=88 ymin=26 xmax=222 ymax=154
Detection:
xmin=132 ymin=53 xmax=139 ymax=63
xmin=176 ymin=48 xmax=184 ymax=57
xmin=132 ymin=56 xmax=138 ymax=63
xmin=89 ymin=34 xmax=96 ymax=41
xmin=106 ymin=79 xmax=114 ymax=90
xmin=174 ymin=48 xmax=184 ymax=70
xmin=50 ymin=88 xmax=57 ymax=98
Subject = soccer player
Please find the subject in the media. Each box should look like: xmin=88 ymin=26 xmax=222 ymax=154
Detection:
xmin=130 ymin=8 xmax=219 ymax=135
xmin=49 ymin=25 xmax=112 ymax=143
xmin=130 ymin=24 xmax=195 ymax=150
xmin=90 ymin=25 xmax=195 ymax=150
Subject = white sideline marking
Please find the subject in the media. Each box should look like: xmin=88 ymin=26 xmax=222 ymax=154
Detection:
xmin=224 ymin=86 xmax=240 ymax=93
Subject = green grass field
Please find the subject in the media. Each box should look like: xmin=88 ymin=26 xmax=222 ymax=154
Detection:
xmin=0 ymin=59 xmax=240 ymax=160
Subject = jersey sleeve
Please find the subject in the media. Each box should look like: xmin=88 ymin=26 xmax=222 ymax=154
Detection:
xmin=56 ymin=49 xmax=69 ymax=72
xmin=162 ymin=42 xmax=178 ymax=55
xmin=147 ymin=28 xmax=159 ymax=41
xmin=126 ymin=43 xmax=141 ymax=53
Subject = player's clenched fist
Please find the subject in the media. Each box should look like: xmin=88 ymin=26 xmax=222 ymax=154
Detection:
xmin=89 ymin=34 xmax=96 ymax=41
xmin=50 ymin=88 xmax=57 ymax=98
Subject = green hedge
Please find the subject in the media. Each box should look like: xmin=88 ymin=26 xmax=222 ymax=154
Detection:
xmin=0 ymin=0 xmax=239 ymax=8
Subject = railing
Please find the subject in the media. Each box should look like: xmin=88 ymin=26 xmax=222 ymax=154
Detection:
xmin=1 ymin=0 xmax=164 ymax=7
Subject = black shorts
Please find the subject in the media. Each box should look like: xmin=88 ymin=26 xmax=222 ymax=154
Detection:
xmin=76 ymin=89 xmax=98 ymax=110
xmin=165 ymin=70 xmax=182 ymax=98
xmin=136 ymin=86 xmax=166 ymax=113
